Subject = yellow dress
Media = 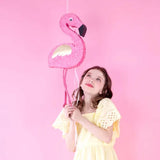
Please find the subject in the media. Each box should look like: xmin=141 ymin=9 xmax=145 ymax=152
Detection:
xmin=52 ymin=98 xmax=121 ymax=160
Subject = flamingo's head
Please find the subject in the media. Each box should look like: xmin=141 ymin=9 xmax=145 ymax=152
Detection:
xmin=60 ymin=13 xmax=87 ymax=37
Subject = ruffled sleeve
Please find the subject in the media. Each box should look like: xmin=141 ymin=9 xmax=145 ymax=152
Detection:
xmin=52 ymin=108 xmax=70 ymax=139
xmin=95 ymin=98 xmax=121 ymax=138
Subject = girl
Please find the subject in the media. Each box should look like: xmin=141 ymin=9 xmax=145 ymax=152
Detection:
xmin=52 ymin=66 xmax=121 ymax=160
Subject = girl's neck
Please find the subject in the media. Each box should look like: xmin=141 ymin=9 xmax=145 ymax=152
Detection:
xmin=83 ymin=94 xmax=95 ymax=111
xmin=84 ymin=94 xmax=92 ymax=105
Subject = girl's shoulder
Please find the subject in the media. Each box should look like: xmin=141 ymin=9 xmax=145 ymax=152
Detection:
xmin=96 ymin=98 xmax=118 ymax=113
xmin=97 ymin=97 xmax=113 ymax=107
xmin=98 ymin=97 xmax=112 ymax=103
xmin=95 ymin=98 xmax=121 ymax=135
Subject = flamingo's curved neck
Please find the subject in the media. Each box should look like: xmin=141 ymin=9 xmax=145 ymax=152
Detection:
xmin=61 ymin=23 xmax=83 ymax=46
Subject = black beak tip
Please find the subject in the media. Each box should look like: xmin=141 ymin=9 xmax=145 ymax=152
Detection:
xmin=79 ymin=24 xmax=87 ymax=37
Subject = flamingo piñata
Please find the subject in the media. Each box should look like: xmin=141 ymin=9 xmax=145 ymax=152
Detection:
xmin=48 ymin=13 xmax=87 ymax=107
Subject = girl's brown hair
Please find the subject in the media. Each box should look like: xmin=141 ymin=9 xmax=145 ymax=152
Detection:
xmin=72 ymin=66 xmax=113 ymax=112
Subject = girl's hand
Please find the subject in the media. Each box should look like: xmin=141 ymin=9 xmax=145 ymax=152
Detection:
xmin=64 ymin=104 xmax=76 ymax=122
xmin=71 ymin=108 xmax=83 ymax=123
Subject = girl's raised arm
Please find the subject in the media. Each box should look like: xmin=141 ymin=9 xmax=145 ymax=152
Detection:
xmin=65 ymin=121 xmax=76 ymax=152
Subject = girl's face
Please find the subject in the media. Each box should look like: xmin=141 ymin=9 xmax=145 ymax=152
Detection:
xmin=80 ymin=69 xmax=105 ymax=96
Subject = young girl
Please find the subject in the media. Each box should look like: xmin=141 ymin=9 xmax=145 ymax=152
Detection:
xmin=52 ymin=66 xmax=121 ymax=160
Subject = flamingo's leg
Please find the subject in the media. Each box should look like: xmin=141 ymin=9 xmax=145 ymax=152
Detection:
xmin=63 ymin=91 xmax=67 ymax=108
xmin=63 ymin=69 xmax=71 ymax=107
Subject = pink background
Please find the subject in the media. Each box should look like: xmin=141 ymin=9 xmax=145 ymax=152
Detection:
xmin=0 ymin=0 xmax=160 ymax=160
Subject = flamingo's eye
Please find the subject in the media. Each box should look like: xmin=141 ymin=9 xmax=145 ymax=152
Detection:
xmin=69 ymin=17 xmax=73 ymax=21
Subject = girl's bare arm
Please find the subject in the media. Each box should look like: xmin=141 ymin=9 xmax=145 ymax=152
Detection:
xmin=79 ymin=117 xmax=113 ymax=144
xmin=64 ymin=121 xmax=76 ymax=152
xmin=63 ymin=105 xmax=76 ymax=152
xmin=71 ymin=108 xmax=113 ymax=144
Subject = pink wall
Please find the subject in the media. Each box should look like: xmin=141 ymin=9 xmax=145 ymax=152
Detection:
xmin=0 ymin=0 xmax=160 ymax=159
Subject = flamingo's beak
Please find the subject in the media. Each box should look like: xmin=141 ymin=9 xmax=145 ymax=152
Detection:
xmin=79 ymin=24 xmax=87 ymax=37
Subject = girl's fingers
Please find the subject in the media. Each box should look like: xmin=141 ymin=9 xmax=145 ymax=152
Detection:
xmin=65 ymin=107 xmax=76 ymax=113
xmin=67 ymin=110 xmax=75 ymax=115
xmin=65 ymin=104 xmax=76 ymax=109
xmin=64 ymin=105 xmax=76 ymax=118
xmin=64 ymin=104 xmax=72 ymax=108
xmin=68 ymin=107 xmax=76 ymax=111
xmin=66 ymin=109 xmax=76 ymax=117
xmin=66 ymin=113 xmax=72 ymax=118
